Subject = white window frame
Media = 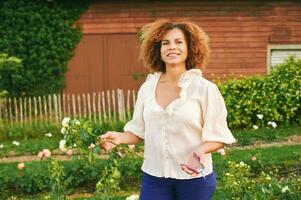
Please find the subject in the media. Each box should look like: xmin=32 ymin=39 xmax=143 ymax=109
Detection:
xmin=267 ymin=44 xmax=301 ymax=73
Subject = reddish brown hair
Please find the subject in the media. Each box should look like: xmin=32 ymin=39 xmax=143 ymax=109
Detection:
xmin=139 ymin=19 xmax=210 ymax=72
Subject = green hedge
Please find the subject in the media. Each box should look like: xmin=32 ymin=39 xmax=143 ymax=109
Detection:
xmin=218 ymin=56 xmax=301 ymax=129
xmin=0 ymin=0 xmax=91 ymax=97
xmin=0 ymin=53 xmax=23 ymax=97
xmin=0 ymin=156 xmax=142 ymax=199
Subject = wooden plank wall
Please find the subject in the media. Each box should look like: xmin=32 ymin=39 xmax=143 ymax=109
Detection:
xmin=66 ymin=0 xmax=301 ymax=92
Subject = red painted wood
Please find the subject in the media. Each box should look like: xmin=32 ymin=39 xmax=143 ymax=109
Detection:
xmin=65 ymin=0 xmax=301 ymax=93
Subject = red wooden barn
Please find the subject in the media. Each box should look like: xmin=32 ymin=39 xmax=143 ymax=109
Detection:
xmin=64 ymin=0 xmax=301 ymax=94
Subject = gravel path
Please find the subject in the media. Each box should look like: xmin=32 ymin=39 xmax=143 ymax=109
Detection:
xmin=1 ymin=135 xmax=301 ymax=163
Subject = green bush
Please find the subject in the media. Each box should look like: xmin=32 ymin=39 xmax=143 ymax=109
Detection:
xmin=1 ymin=144 xmax=300 ymax=198
xmin=0 ymin=0 xmax=91 ymax=97
xmin=221 ymin=161 xmax=301 ymax=200
xmin=0 ymin=154 xmax=143 ymax=198
xmin=218 ymin=56 xmax=301 ymax=129
xmin=0 ymin=159 xmax=104 ymax=199
xmin=0 ymin=53 xmax=23 ymax=97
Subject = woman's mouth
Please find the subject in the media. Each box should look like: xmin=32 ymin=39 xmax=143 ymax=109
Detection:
xmin=167 ymin=53 xmax=180 ymax=57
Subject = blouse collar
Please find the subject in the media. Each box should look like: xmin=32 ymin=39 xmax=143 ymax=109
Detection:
xmin=150 ymin=68 xmax=203 ymax=102
xmin=178 ymin=69 xmax=202 ymax=101
xmin=178 ymin=69 xmax=203 ymax=87
xmin=151 ymin=68 xmax=202 ymax=83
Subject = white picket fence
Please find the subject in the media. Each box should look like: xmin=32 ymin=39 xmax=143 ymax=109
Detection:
xmin=0 ymin=89 xmax=137 ymax=127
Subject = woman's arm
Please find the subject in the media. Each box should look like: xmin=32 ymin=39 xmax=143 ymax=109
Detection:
xmin=199 ymin=141 xmax=224 ymax=154
xmin=100 ymin=131 xmax=142 ymax=151
xmin=120 ymin=131 xmax=143 ymax=145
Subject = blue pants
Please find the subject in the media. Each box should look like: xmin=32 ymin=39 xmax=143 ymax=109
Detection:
xmin=139 ymin=171 xmax=216 ymax=200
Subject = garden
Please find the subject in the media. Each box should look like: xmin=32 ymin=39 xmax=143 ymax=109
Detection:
xmin=0 ymin=0 xmax=301 ymax=199
xmin=1 ymin=56 xmax=300 ymax=199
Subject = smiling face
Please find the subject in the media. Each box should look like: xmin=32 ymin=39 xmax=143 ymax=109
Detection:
xmin=160 ymin=28 xmax=188 ymax=69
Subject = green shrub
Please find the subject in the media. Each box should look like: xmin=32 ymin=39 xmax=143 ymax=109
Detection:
xmin=218 ymin=56 xmax=301 ymax=129
xmin=0 ymin=0 xmax=91 ymax=97
xmin=96 ymin=159 xmax=121 ymax=199
xmin=0 ymin=154 xmax=143 ymax=198
xmin=221 ymin=161 xmax=301 ymax=200
xmin=0 ymin=53 xmax=23 ymax=97
xmin=0 ymin=159 xmax=104 ymax=198
xmin=0 ymin=144 xmax=300 ymax=198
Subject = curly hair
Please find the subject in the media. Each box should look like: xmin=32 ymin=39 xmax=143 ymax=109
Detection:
xmin=139 ymin=19 xmax=210 ymax=72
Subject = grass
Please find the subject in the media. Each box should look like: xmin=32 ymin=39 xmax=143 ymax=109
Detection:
xmin=0 ymin=137 xmax=61 ymax=157
xmin=0 ymin=121 xmax=60 ymax=141
xmin=213 ymin=144 xmax=301 ymax=178
xmin=232 ymin=125 xmax=301 ymax=146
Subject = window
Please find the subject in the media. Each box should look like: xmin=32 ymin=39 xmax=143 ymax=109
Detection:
xmin=267 ymin=45 xmax=301 ymax=73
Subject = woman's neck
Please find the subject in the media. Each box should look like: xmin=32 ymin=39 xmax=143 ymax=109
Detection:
xmin=163 ymin=64 xmax=187 ymax=83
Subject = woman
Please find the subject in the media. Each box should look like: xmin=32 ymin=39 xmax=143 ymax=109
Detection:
xmin=100 ymin=19 xmax=236 ymax=200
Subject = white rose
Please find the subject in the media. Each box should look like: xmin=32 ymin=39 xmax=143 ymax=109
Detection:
xmin=252 ymin=125 xmax=259 ymax=130
xmin=61 ymin=127 xmax=66 ymax=134
xmin=267 ymin=121 xmax=277 ymax=128
xmin=59 ymin=140 xmax=67 ymax=152
xmin=126 ymin=194 xmax=139 ymax=200
xmin=45 ymin=133 xmax=52 ymax=137
xmin=281 ymin=186 xmax=289 ymax=193
xmin=0 ymin=144 xmax=3 ymax=148
xmin=256 ymin=114 xmax=263 ymax=119
xmin=218 ymin=148 xmax=226 ymax=156
xmin=62 ymin=117 xmax=70 ymax=127
xmin=88 ymin=143 xmax=96 ymax=150
xmin=265 ymin=175 xmax=271 ymax=180
xmin=271 ymin=122 xmax=277 ymax=128
xmin=17 ymin=162 xmax=25 ymax=170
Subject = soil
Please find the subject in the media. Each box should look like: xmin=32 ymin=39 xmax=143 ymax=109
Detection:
xmin=0 ymin=152 xmax=108 ymax=163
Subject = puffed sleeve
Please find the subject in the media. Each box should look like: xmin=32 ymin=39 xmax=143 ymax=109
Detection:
xmin=201 ymin=83 xmax=236 ymax=144
xmin=123 ymin=84 xmax=146 ymax=139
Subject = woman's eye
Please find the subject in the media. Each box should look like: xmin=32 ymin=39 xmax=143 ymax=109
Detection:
xmin=177 ymin=41 xmax=183 ymax=44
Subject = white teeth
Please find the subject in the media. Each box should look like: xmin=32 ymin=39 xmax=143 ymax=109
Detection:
xmin=167 ymin=53 xmax=179 ymax=57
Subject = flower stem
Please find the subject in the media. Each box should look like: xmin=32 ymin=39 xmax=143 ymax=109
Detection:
xmin=97 ymin=139 xmax=142 ymax=158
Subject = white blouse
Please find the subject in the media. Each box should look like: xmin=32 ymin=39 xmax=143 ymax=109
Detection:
xmin=124 ymin=69 xmax=236 ymax=179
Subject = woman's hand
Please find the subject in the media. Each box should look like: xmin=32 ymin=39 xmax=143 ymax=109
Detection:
xmin=180 ymin=149 xmax=205 ymax=177
xmin=99 ymin=131 xmax=122 ymax=152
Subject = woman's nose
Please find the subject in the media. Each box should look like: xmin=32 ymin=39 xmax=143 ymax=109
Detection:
xmin=168 ymin=42 xmax=176 ymax=49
